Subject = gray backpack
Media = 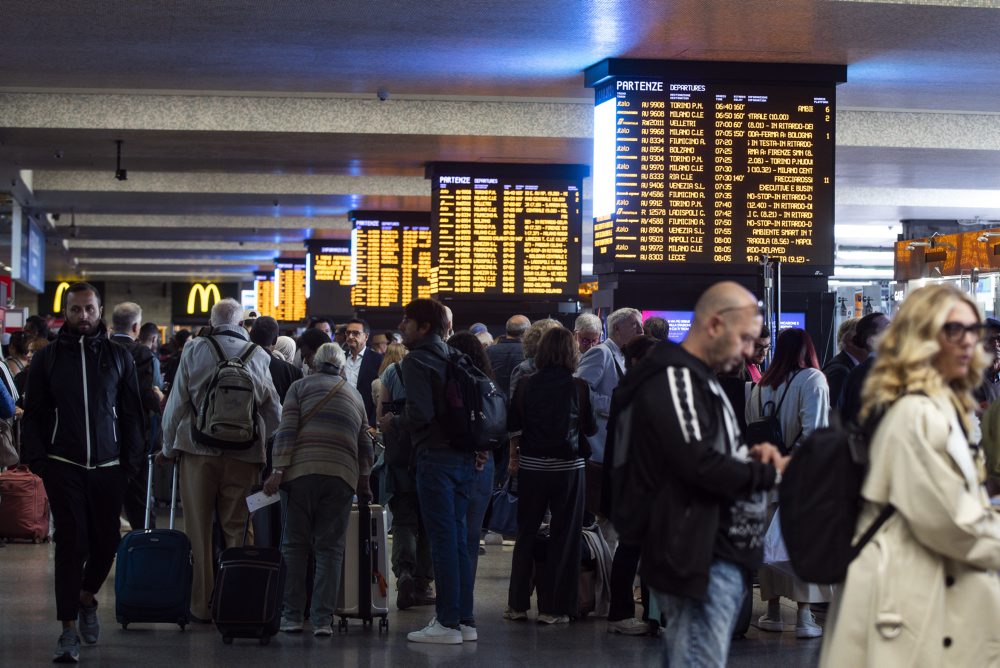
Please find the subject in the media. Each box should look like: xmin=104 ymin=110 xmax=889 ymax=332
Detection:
xmin=190 ymin=337 xmax=260 ymax=450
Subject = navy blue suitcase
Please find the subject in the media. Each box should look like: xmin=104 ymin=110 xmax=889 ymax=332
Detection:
xmin=115 ymin=456 xmax=192 ymax=630
xmin=212 ymin=509 xmax=286 ymax=645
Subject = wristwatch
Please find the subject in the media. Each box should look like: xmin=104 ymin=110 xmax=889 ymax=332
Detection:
xmin=272 ymin=469 xmax=284 ymax=476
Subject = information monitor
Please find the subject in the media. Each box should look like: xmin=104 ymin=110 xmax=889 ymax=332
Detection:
xmin=586 ymin=59 xmax=845 ymax=276
xmin=256 ymin=258 xmax=307 ymax=322
xmin=426 ymin=162 xmax=588 ymax=300
xmin=306 ymin=240 xmax=353 ymax=317
xmin=350 ymin=211 xmax=433 ymax=308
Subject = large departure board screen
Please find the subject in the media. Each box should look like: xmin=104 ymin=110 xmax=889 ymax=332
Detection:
xmin=350 ymin=211 xmax=433 ymax=308
xmin=255 ymin=258 xmax=306 ymax=322
xmin=586 ymin=59 xmax=845 ymax=276
xmin=306 ymin=240 xmax=353 ymax=317
xmin=426 ymin=163 xmax=587 ymax=300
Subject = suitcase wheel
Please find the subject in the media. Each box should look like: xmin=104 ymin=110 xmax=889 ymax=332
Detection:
xmin=338 ymin=618 xmax=348 ymax=633
xmin=222 ymin=636 xmax=233 ymax=645
xmin=178 ymin=623 xmax=186 ymax=632
xmin=259 ymin=636 xmax=270 ymax=646
xmin=379 ymin=617 xmax=389 ymax=632
xmin=121 ymin=623 xmax=128 ymax=630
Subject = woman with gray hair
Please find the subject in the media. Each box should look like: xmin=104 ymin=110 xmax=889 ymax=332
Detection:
xmin=273 ymin=335 xmax=297 ymax=364
xmin=263 ymin=342 xmax=375 ymax=637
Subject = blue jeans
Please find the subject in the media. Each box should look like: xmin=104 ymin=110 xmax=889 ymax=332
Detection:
xmin=280 ymin=474 xmax=354 ymax=627
xmin=416 ymin=448 xmax=476 ymax=627
xmin=654 ymin=559 xmax=746 ymax=668
xmin=467 ymin=455 xmax=494 ymax=582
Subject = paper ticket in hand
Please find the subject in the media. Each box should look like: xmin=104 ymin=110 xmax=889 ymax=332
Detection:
xmin=246 ymin=490 xmax=281 ymax=513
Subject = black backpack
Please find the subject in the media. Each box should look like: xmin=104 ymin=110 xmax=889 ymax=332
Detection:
xmin=745 ymin=370 xmax=802 ymax=454
xmin=778 ymin=411 xmax=894 ymax=584
xmin=432 ymin=347 xmax=507 ymax=452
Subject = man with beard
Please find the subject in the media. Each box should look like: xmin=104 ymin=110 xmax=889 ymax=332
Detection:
xmin=22 ymin=282 xmax=146 ymax=664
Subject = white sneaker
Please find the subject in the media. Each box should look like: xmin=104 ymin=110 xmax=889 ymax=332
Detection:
xmin=796 ymin=614 xmax=823 ymax=639
xmin=537 ymin=614 xmax=570 ymax=625
xmin=280 ymin=620 xmax=304 ymax=633
xmin=757 ymin=614 xmax=784 ymax=632
xmin=407 ymin=619 xmax=463 ymax=644
xmin=459 ymin=623 xmax=478 ymax=641
xmin=313 ymin=625 xmax=333 ymax=637
xmin=484 ymin=531 xmax=503 ymax=545
xmin=607 ymin=617 xmax=649 ymax=635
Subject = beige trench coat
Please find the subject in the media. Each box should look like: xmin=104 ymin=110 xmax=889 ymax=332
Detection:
xmin=821 ymin=393 xmax=1000 ymax=667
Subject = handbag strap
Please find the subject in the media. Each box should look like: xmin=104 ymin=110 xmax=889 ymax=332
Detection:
xmin=298 ymin=379 xmax=345 ymax=433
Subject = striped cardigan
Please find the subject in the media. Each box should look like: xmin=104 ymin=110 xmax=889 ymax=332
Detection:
xmin=272 ymin=371 xmax=374 ymax=489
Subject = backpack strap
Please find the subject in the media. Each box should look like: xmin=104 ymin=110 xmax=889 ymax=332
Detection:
xmin=237 ymin=342 xmax=259 ymax=364
xmin=297 ymin=379 xmax=346 ymax=433
xmin=393 ymin=362 xmax=404 ymax=389
xmin=205 ymin=335 xmax=228 ymax=363
xmin=849 ymin=503 xmax=895 ymax=559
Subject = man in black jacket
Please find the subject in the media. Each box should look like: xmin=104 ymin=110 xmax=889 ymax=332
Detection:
xmin=612 ymin=281 xmax=786 ymax=667
xmin=22 ymin=282 xmax=145 ymax=664
xmin=343 ymin=318 xmax=383 ymax=427
xmin=110 ymin=301 xmax=163 ymax=532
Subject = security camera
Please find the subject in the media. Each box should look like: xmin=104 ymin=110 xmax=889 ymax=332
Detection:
xmin=377 ymin=88 xmax=390 ymax=102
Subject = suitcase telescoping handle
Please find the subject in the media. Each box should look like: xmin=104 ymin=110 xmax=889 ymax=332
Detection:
xmin=143 ymin=453 xmax=180 ymax=531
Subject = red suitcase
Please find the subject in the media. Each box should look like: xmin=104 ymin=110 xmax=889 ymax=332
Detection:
xmin=0 ymin=465 xmax=50 ymax=542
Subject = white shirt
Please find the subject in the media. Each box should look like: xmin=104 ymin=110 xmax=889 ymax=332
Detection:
xmin=345 ymin=347 xmax=365 ymax=388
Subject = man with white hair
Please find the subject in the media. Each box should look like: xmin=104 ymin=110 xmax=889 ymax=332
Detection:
xmin=574 ymin=313 xmax=603 ymax=354
xmin=575 ymin=308 xmax=643 ymax=551
xmin=159 ymin=298 xmax=281 ymax=623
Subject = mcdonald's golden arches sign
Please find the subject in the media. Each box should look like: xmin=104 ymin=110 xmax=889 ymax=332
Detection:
xmin=171 ymin=282 xmax=240 ymax=319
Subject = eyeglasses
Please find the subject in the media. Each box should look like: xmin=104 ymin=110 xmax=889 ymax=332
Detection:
xmin=941 ymin=321 xmax=987 ymax=344
xmin=754 ymin=343 xmax=771 ymax=353
xmin=345 ymin=330 xmax=365 ymax=338
xmin=576 ymin=334 xmax=600 ymax=346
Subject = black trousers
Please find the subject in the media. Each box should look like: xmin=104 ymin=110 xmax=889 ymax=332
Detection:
xmin=42 ymin=460 xmax=127 ymax=621
xmin=508 ymin=467 xmax=584 ymax=616
xmin=608 ymin=541 xmax=642 ymax=621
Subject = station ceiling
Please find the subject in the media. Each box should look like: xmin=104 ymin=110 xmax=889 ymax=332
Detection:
xmin=1 ymin=0 xmax=999 ymax=283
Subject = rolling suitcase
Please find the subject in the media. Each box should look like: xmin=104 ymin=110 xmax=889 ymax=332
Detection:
xmin=115 ymin=456 xmax=192 ymax=630
xmin=0 ymin=465 xmax=49 ymax=542
xmin=212 ymin=510 xmax=286 ymax=645
xmin=336 ymin=503 xmax=390 ymax=632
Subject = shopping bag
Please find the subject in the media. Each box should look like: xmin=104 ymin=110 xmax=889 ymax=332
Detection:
xmin=487 ymin=477 xmax=518 ymax=536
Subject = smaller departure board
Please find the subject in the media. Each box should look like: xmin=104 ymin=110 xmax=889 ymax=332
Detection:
xmin=350 ymin=211 xmax=433 ymax=308
xmin=426 ymin=162 xmax=587 ymax=300
xmin=306 ymin=240 xmax=353 ymax=317
xmin=255 ymin=258 xmax=306 ymax=322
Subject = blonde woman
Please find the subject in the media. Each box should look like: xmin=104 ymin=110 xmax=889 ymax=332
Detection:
xmin=375 ymin=342 xmax=408 ymax=422
xmin=821 ymin=283 xmax=1000 ymax=666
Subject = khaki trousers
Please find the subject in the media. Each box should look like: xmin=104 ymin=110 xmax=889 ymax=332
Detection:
xmin=179 ymin=453 xmax=260 ymax=619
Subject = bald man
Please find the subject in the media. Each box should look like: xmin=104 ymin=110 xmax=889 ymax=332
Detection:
xmin=608 ymin=281 xmax=787 ymax=667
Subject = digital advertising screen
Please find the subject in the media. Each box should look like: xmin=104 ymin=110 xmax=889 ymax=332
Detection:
xmin=587 ymin=59 xmax=845 ymax=277
xmin=426 ymin=162 xmax=588 ymax=300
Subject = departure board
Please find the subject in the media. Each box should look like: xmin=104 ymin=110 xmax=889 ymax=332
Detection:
xmin=350 ymin=211 xmax=433 ymax=308
xmin=585 ymin=59 xmax=845 ymax=276
xmin=426 ymin=163 xmax=587 ymax=299
xmin=255 ymin=258 xmax=307 ymax=322
xmin=306 ymin=240 xmax=353 ymax=317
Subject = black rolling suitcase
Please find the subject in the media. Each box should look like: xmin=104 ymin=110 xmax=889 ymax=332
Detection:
xmin=212 ymin=510 xmax=286 ymax=645
xmin=115 ymin=456 xmax=192 ymax=630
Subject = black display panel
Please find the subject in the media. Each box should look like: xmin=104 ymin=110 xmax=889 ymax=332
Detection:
xmin=349 ymin=211 xmax=433 ymax=308
xmin=170 ymin=282 xmax=241 ymax=320
xmin=306 ymin=240 xmax=353 ymax=317
xmin=586 ymin=59 xmax=845 ymax=276
xmin=426 ymin=162 xmax=588 ymax=300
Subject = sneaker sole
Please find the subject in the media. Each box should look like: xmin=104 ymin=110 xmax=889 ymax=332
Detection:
xmin=406 ymin=634 xmax=463 ymax=644
xmin=608 ymin=626 xmax=649 ymax=636
xmin=53 ymin=651 xmax=80 ymax=664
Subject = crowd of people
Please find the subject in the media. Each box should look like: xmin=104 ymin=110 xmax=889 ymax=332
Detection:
xmin=8 ymin=279 xmax=1000 ymax=666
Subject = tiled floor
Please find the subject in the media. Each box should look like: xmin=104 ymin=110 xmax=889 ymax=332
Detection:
xmin=0 ymin=517 xmax=822 ymax=667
